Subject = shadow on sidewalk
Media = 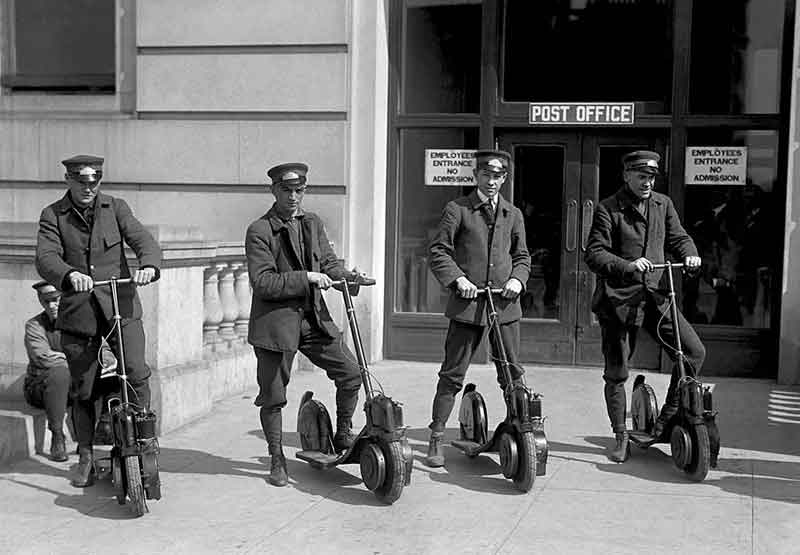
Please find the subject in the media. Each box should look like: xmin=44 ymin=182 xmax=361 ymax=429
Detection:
xmin=0 ymin=455 xmax=147 ymax=520
xmin=403 ymin=427 xmax=534 ymax=495
xmin=242 ymin=428 xmax=399 ymax=506
xmin=548 ymin=437 xmax=800 ymax=504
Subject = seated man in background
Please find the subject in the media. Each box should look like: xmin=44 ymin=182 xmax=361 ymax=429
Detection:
xmin=24 ymin=281 xmax=71 ymax=462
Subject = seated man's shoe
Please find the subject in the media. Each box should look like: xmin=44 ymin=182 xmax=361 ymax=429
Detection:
xmin=268 ymin=448 xmax=288 ymax=487
xmin=610 ymin=432 xmax=630 ymax=463
xmin=94 ymin=415 xmax=113 ymax=445
xmin=333 ymin=429 xmax=356 ymax=453
xmin=424 ymin=431 xmax=445 ymax=468
xmin=50 ymin=431 xmax=67 ymax=462
xmin=71 ymin=448 xmax=96 ymax=487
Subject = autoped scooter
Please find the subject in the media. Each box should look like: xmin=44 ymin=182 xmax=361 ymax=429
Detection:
xmin=627 ymin=262 xmax=721 ymax=482
xmin=295 ymin=275 xmax=413 ymax=504
xmin=451 ymin=286 xmax=549 ymax=492
xmin=93 ymin=277 xmax=161 ymax=517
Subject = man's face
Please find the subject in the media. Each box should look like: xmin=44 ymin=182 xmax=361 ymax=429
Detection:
xmin=66 ymin=174 xmax=101 ymax=207
xmin=474 ymin=162 xmax=507 ymax=199
xmin=624 ymin=170 xmax=656 ymax=200
xmin=38 ymin=294 xmax=60 ymax=321
xmin=272 ymin=182 xmax=306 ymax=215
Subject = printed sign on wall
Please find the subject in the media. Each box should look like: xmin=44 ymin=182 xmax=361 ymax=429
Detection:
xmin=685 ymin=147 xmax=748 ymax=185
xmin=425 ymin=149 xmax=477 ymax=186
xmin=528 ymin=102 xmax=635 ymax=125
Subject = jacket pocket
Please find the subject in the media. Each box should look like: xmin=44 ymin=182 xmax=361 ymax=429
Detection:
xmin=104 ymin=231 xmax=122 ymax=248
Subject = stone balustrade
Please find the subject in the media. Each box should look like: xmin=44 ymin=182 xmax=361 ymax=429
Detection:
xmin=0 ymin=223 xmax=257 ymax=438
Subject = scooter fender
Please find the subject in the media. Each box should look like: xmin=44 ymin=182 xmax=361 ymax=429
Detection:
xmin=681 ymin=379 xmax=705 ymax=420
xmin=367 ymin=394 xmax=405 ymax=440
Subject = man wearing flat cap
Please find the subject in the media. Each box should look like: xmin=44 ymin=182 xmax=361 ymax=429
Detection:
xmin=23 ymin=281 xmax=71 ymax=462
xmin=35 ymin=154 xmax=161 ymax=487
xmin=585 ymin=150 xmax=704 ymax=462
xmin=245 ymin=162 xmax=362 ymax=487
xmin=424 ymin=149 xmax=531 ymax=467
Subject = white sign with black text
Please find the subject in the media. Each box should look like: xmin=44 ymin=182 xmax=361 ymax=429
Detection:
xmin=685 ymin=146 xmax=748 ymax=185
xmin=424 ymin=149 xmax=477 ymax=186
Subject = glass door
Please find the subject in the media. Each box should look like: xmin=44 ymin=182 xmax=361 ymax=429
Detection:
xmin=500 ymin=131 xmax=668 ymax=368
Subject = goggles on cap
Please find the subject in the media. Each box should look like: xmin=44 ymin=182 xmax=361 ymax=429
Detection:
xmin=69 ymin=166 xmax=103 ymax=184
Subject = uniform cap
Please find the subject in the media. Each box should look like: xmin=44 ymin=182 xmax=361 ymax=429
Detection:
xmin=32 ymin=280 xmax=61 ymax=301
xmin=622 ymin=150 xmax=661 ymax=175
xmin=62 ymin=154 xmax=104 ymax=183
xmin=475 ymin=150 xmax=511 ymax=173
xmin=267 ymin=162 xmax=309 ymax=187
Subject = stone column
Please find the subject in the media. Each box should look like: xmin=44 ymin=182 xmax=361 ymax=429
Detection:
xmin=203 ymin=265 xmax=224 ymax=347
xmin=234 ymin=264 xmax=251 ymax=340
xmin=218 ymin=262 xmax=238 ymax=344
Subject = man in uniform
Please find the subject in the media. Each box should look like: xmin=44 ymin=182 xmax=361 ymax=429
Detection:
xmin=36 ymin=155 xmax=161 ymax=486
xmin=584 ymin=150 xmax=705 ymax=462
xmin=245 ymin=162 xmax=362 ymax=487
xmin=24 ymin=281 xmax=71 ymax=462
xmin=424 ymin=149 xmax=531 ymax=467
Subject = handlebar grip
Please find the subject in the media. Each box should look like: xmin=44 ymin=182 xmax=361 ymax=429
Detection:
xmin=92 ymin=277 xmax=134 ymax=287
xmin=649 ymin=262 xmax=685 ymax=271
xmin=477 ymin=288 xmax=505 ymax=295
xmin=330 ymin=276 xmax=376 ymax=287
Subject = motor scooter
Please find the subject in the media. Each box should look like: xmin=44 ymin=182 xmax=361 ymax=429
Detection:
xmin=451 ymin=287 xmax=548 ymax=492
xmin=93 ymin=278 xmax=161 ymax=517
xmin=627 ymin=262 xmax=721 ymax=482
xmin=295 ymin=276 xmax=413 ymax=504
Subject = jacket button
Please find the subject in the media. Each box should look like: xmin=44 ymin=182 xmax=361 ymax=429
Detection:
xmin=489 ymin=263 xmax=494 ymax=267
xmin=90 ymin=265 xmax=95 ymax=270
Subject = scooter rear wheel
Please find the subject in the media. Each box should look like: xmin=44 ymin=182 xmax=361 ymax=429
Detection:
xmin=373 ymin=440 xmax=405 ymax=505
xmin=512 ymin=431 xmax=537 ymax=493
xmin=684 ymin=423 xmax=710 ymax=482
xmin=124 ymin=455 xmax=148 ymax=517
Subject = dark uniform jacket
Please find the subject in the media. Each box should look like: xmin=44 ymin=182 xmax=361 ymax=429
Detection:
xmin=35 ymin=193 xmax=162 ymax=337
xmin=23 ymin=312 xmax=66 ymax=407
xmin=585 ymin=187 xmax=698 ymax=326
xmin=245 ymin=206 xmax=349 ymax=352
xmin=429 ymin=190 xmax=530 ymax=325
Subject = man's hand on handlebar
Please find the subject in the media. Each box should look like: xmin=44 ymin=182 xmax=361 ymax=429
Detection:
xmin=69 ymin=271 xmax=94 ymax=292
xmin=455 ymin=276 xmax=478 ymax=299
xmin=501 ymin=277 xmax=523 ymax=299
xmin=627 ymin=257 xmax=654 ymax=273
xmin=133 ymin=267 xmax=156 ymax=286
xmin=684 ymin=255 xmax=701 ymax=269
xmin=307 ymin=271 xmax=333 ymax=290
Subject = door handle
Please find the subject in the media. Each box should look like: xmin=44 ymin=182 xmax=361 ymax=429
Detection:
xmin=581 ymin=200 xmax=594 ymax=252
xmin=566 ymin=199 xmax=578 ymax=252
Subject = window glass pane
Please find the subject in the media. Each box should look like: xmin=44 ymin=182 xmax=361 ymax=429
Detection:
xmin=515 ymin=146 xmax=563 ymax=320
xmin=683 ymin=130 xmax=778 ymax=328
xmin=504 ymin=0 xmax=672 ymax=112
xmin=690 ymin=0 xmax=784 ymax=114
xmin=5 ymin=0 xmax=115 ymax=92
xmin=403 ymin=0 xmax=482 ymax=113
xmin=396 ymin=128 xmax=480 ymax=313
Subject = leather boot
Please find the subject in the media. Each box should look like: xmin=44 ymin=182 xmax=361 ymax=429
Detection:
xmin=71 ymin=446 xmax=95 ymax=487
xmin=268 ymin=444 xmax=288 ymax=487
xmin=333 ymin=418 xmax=355 ymax=452
xmin=260 ymin=408 xmax=288 ymax=487
xmin=424 ymin=431 xmax=445 ymax=468
xmin=50 ymin=430 xmax=67 ymax=462
xmin=610 ymin=432 xmax=630 ymax=463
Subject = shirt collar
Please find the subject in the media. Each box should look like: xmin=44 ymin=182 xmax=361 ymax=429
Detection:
xmin=476 ymin=189 xmax=497 ymax=208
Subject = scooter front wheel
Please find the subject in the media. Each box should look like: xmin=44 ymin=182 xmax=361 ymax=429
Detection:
xmin=124 ymin=455 xmax=148 ymax=517
xmin=373 ymin=440 xmax=405 ymax=505
xmin=684 ymin=423 xmax=711 ymax=482
xmin=512 ymin=431 xmax=537 ymax=493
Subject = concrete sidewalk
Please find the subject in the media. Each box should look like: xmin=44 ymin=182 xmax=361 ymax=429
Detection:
xmin=1 ymin=361 xmax=798 ymax=554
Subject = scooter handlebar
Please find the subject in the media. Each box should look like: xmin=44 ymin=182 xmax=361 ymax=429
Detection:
xmin=331 ymin=276 xmax=376 ymax=287
xmin=477 ymin=287 xmax=505 ymax=295
xmin=92 ymin=277 xmax=135 ymax=287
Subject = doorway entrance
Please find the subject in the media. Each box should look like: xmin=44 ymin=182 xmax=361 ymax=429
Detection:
xmin=498 ymin=131 xmax=668 ymax=368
